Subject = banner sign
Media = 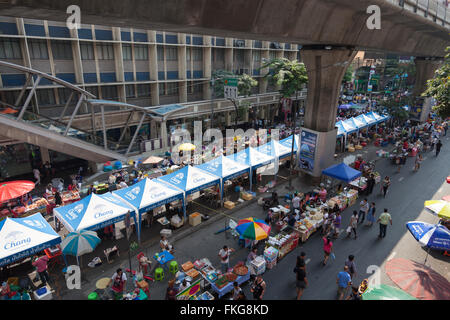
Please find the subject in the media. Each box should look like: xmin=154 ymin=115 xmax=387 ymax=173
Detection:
xmin=299 ymin=130 xmax=317 ymax=173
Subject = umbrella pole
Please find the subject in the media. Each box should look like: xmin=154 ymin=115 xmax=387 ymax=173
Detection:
xmin=424 ymin=247 xmax=430 ymax=265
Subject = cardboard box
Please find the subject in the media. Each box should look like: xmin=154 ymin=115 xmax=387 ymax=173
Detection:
xmin=242 ymin=193 xmax=253 ymax=201
xmin=182 ymin=261 xmax=194 ymax=272
xmin=224 ymin=201 xmax=235 ymax=209
xmin=189 ymin=212 xmax=202 ymax=226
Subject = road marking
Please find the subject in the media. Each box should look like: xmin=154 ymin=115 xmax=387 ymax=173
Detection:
xmin=305 ymin=258 xmax=311 ymax=264
xmin=398 ymin=177 xmax=404 ymax=182
xmin=387 ymin=251 xmax=396 ymax=261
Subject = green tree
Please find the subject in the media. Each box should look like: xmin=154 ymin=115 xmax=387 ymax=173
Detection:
xmin=342 ymin=65 xmax=353 ymax=84
xmin=383 ymin=95 xmax=411 ymax=124
xmin=211 ymin=70 xmax=258 ymax=127
xmin=260 ymin=58 xmax=308 ymax=188
xmin=422 ymin=47 xmax=450 ymax=119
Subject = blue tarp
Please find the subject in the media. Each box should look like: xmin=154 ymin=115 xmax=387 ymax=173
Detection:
xmin=322 ymin=163 xmax=362 ymax=183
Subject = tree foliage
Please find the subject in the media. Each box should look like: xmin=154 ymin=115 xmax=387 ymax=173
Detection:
xmin=383 ymin=95 xmax=411 ymax=122
xmin=342 ymin=65 xmax=353 ymax=84
xmin=260 ymin=58 xmax=308 ymax=98
xmin=422 ymin=47 xmax=450 ymax=119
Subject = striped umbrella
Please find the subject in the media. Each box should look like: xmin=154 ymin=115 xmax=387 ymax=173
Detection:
xmin=424 ymin=200 xmax=450 ymax=220
xmin=61 ymin=230 xmax=101 ymax=258
xmin=235 ymin=217 xmax=271 ymax=240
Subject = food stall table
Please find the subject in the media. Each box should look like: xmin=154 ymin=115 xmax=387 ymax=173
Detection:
xmin=207 ymin=271 xmax=250 ymax=299
xmin=96 ymin=277 xmax=111 ymax=300
xmin=349 ymin=177 xmax=368 ymax=193
xmin=153 ymin=251 xmax=174 ymax=271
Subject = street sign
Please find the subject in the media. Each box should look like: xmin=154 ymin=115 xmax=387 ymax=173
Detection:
xmin=367 ymin=84 xmax=373 ymax=92
xmin=224 ymin=78 xmax=238 ymax=99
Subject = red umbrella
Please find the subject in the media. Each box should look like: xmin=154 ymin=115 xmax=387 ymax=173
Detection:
xmin=0 ymin=180 xmax=35 ymax=202
xmin=0 ymin=107 xmax=18 ymax=114
xmin=385 ymin=258 xmax=450 ymax=300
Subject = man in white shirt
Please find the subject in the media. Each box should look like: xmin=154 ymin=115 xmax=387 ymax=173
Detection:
xmin=218 ymin=245 xmax=235 ymax=274
xmin=292 ymin=193 xmax=301 ymax=211
xmin=108 ymin=173 xmax=116 ymax=185
xmin=358 ymin=199 xmax=369 ymax=224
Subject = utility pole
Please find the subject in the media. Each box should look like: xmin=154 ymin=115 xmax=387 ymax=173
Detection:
xmin=287 ymin=89 xmax=298 ymax=190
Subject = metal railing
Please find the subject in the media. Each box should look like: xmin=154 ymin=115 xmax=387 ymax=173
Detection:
xmin=391 ymin=0 xmax=450 ymax=27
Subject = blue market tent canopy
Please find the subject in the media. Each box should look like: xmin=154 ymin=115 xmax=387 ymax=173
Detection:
xmin=279 ymin=135 xmax=299 ymax=153
xmin=256 ymin=139 xmax=292 ymax=160
xmin=113 ymin=178 xmax=184 ymax=214
xmin=335 ymin=121 xmax=346 ymax=138
xmin=0 ymin=213 xmax=61 ymax=267
xmin=322 ymin=163 xmax=362 ymax=183
xmin=228 ymin=147 xmax=274 ymax=169
xmin=197 ymin=156 xmax=250 ymax=182
xmin=354 ymin=114 xmax=370 ymax=128
xmin=366 ymin=112 xmax=384 ymax=123
xmin=53 ymin=193 xmax=140 ymax=240
xmin=342 ymin=118 xmax=358 ymax=134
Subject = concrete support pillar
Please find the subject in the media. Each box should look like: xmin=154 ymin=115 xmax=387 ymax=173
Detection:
xmin=150 ymin=120 xmax=157 ymax=139
xmin=259 ymin=50 xmax=269 ymax=94
xmin=88 ymin=161 xmax=98 ymax=174
xmin=203 ymin=42 xmax=212 ymax=100
xmin=160 ymin=121 xmax=168 ymax=148
xmin=225 ymin=112 xmax=231 ymax=127
xmin=40 ymin=147 xmax=50 ymax=164
xmin=302 ymin=47 xmax=357 ymax=132
xmin=225 ymin=38 xmax=233 ymax=72
xmin=413 ymin=58 xmax=441 ymax=122
xmin=300 ymin=46 xmax=357 ymax=177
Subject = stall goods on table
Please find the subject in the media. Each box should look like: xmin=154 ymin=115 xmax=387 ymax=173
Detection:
xmin=349 ymin=177 xmax=368 ymax=191
xmin=93 ymin=184 xmax=109 ymax=194
xmin=263 ymin=246 xmax=278 ymax=269
xmin=327 ymin=196 xmax=348 ymax=211
xmin=21 ymin=198 xmax=49 ymax=216
xmin=293 ymin=208 xmax=324 ymax=242
xmin=266 ymin=232 xmax=299 ymax=260
xmin=47 ymin=191 xmax=80 ymax=205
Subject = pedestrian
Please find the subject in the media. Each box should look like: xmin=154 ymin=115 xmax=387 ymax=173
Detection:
xmin=218 ymin=245 xmax=235 ymax=274
xmin=346 ymin=286 xmax=361 ymax=300
xmin=292 ymin=192 xmax=301 ymax=212
xmin=54 ymin=190 xmax=63 ymax=206
xmin=294 ymin=260 xmax=308 ymax=300
xmin=358 ymin=198 xmax=369 ymax=224
xmin=366 ymin=174 xmax=375 ymax=195
xmin=381 ymin=176 xmax=391 ymax=198
xmin=443 ymin=122 xmax=448 ymax=136
xmin=347 ymin=211 xmax=358 ymax=240
xmin=322 ymin=236 xmax=333 ymax=266
xmin=336 ymin=266 xmax=352 ymax=300
xmin=33 ymin=168 xmax=41 ymax=186
xmin=366 ymin=202 xmax=376 ymax=227
xmin=32 ymin=255 xmax=50 ymax=286
xmin=107 ymin=268 xmax=127 ymax=300
xmin=332 ymin=212 xmax=342 ymax=239
xmin=436 ymin=140 xmax=442 ymax=157
xmin=297 ymin=251 xmax=306 ymax=270
xmin=414 ymin=154 xmax=423 ymax=172
xmin=377 ymin=208 xmax=393 ymax=239
xmin=232 ymin=281 xmax=243 ymax=300
xmin=165 ymin=279 xmax=178 ymax=300
xmin=250 ymin=275 xmax=266 ymax=300
xmin=345 ymin=255 xmax=357 ymax=279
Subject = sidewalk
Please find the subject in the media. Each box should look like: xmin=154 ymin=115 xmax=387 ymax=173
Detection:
xmin=56 ymin=140 xmax=396 ymax=300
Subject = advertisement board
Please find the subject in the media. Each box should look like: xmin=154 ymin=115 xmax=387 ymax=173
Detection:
xmin=298 ymin=129 xmax=317 ymax=173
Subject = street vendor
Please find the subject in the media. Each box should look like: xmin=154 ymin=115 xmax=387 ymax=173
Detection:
xmin=108 ymin=268 xmax=127 ymax=299
xmin=318 ymin=186 xmax=327 ymax=202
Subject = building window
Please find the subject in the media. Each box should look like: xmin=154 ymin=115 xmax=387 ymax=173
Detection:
xmin=234 ymin=50 xmax=244 ymax=63
xmin=1 ymin=90 xmax=19 ymax=106
xmin=125 ymin=84 xmax=135 ymax=98
xmin=166 ymin=47 xmax=177 ymax=61
xmin=166 ymin=83 xmax=178 ymax=95
xmin=137 ymin=84 xmax=151 ymax=97
xmin=214 ymin=48 xmax=224 ymax=62
xmin=134 ymin=45 xmax=148 ymax=60
xmin=36 ymin=89 xmax=56 ymax=106
xmin=0 ymin=39 xmax=22 ymax=59
xmin=252 ymin=51 xmax=261 ymax=62
xmin=159 ymin=83 xmax=165 ymax=95
xmin=192 ymin=48 xmax=202 ymax=61
xmin=28 ymin=40 xmax=48 ymax=59
xmin=122 ymin=44 xmax=132 ymax=60
xmin=157 ymin=46 xmax=164 ymax=61
xmin=80 ymin=42 xmax=94 ymax=60
xmin=51 ymin=40 xmax=73 ymax=60
xmin=193 ymin=81 xmax=203 ymax=94
xmin=96 ymin=43 xmax=114 ymax=60
xmin=269 ymin=51 xmax=277 ymax=60
xmin=58 ymin=88 xmax=73 ymax=104
xmin=85 ymin=86 xmax=99 ymax=97
xmin=101 ymin=85 xmax=118 ymax=99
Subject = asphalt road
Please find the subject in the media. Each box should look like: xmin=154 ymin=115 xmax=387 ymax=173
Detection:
xmin=62 ymin=133 xmax=450 ymax=300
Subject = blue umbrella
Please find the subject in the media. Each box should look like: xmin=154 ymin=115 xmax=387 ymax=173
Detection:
xmin=61 ymin=230 xmax=101 ymax=259
xmin=406 ymin=221 xmax=450 ymax=263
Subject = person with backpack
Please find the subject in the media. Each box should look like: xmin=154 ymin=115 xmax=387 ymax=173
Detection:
xmin=322 ymin=236 xmax=334 ymax=266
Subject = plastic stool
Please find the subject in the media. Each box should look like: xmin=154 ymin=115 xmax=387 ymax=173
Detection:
xmin=169 ymin=261 xmax=179 ymax=275
xmin=88 ymin=292 xmax=99 ymax=300
xmin=155 ymin=267 xmax=164 ymax=281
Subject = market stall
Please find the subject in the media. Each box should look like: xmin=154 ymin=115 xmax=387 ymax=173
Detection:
xmin=157 ymin=165 xmax=221 ymax=220
xmin=0 ymin=213 xmax=61 ymax=268
xmin=228 ymin=147 xmax=274 ymax=192
xmin=112 ymin=178 xmax=184 ymax=232
xmin=53 ymin=192 xmax=140 ymax=241
xmin=197 ymin=156 xmax=250 ymax=203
